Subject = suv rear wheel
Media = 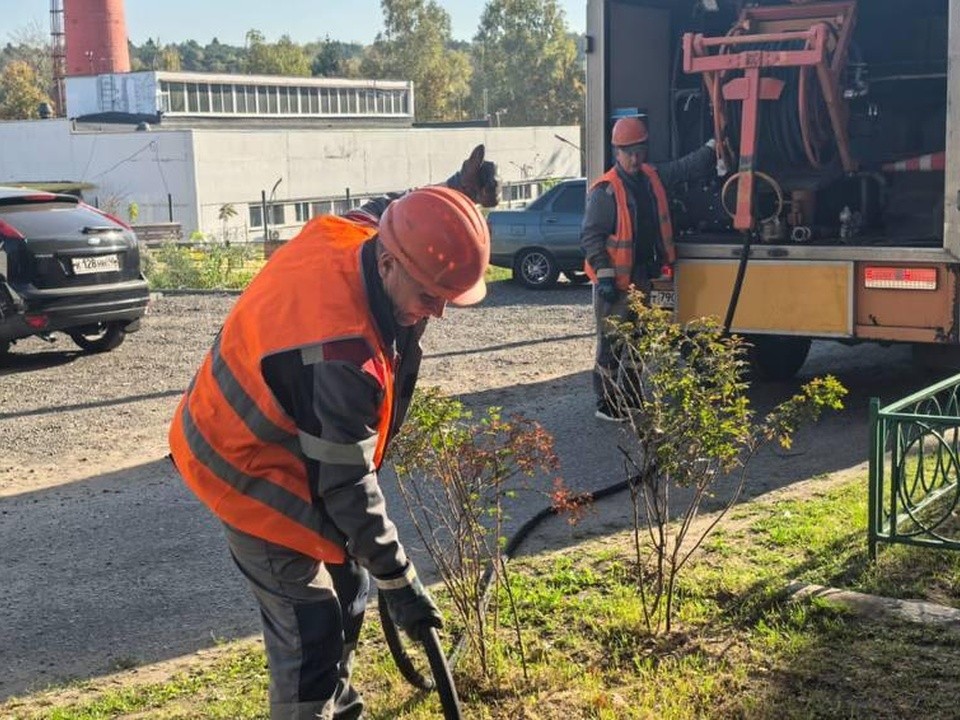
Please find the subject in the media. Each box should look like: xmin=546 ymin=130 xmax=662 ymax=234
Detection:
xmin=68 ymin=322 xmax=126 ymax=353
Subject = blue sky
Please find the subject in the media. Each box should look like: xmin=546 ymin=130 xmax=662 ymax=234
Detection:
xmin=7 ymin=0 xmax=586 ymax=46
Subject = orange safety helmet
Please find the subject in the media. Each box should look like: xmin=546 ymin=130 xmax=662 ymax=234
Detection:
xmin=378 ymin=186 xmax=490 ymax=306
xmin=611 ymin=116 xmax=649 ymax=146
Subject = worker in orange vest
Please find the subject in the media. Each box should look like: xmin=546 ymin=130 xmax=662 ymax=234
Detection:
xmin=169 ymin=147 xmax=497 ymax=719
xmin=581 ymin=116 xmax=716 ymax=421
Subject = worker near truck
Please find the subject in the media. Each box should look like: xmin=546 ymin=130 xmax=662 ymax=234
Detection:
xmin=581 ymin=116 xmax=717 ymax=421
xmin=168 ymin=147 xmax=497 ymax=719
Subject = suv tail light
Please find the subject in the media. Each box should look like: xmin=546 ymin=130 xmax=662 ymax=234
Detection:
xmin=84 ymin=203 xmax=132 ymax=231
xmin=0 ymin=219 xmax=24 ymax=241
xmin=25 ymin=314 xmax=49 ymax=329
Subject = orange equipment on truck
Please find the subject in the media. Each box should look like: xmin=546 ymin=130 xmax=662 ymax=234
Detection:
xmin=586 ymin=0 xmax=955 ymax=379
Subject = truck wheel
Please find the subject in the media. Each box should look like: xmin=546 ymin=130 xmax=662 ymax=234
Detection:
xmin=746 ymin=335 xmax=811 ymax=381
xmin=513 ymin=249 xmax=559 ymax=289
xmin=68 ymin=322 xmax=126 ymax=353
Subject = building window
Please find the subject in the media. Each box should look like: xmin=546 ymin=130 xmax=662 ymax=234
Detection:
xmin=235 ymin=85 xmax=247 ymax=113
xmin=211 ymin=84 xmax=224 ymax=113
xmin=294 ymin=201 xmax=310 ymax=222
xmin=507 ymin=183 xmax=534 ymax=202
xmin=269 ymin=204 xmax=285 ymax=224
xmin=166 ymin=82 xmax=186 ymax=113
xmin=311 ymin=201 xmax=328 ymax=216
xmin=244 ymin=85 xmax=257 ymax=113
xmin=197 ymin=83 xmax=211 ymax=112
xmin=186 ymin=83 xmax=199 ymax=112
xmin=156 ymin=78 xmax=412 ymax=119
xmin=249 ymin=204 xmax=263 ymax=227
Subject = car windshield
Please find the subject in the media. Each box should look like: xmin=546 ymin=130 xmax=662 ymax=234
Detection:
xmin=0 ymin=204 xmax=121 ymax=239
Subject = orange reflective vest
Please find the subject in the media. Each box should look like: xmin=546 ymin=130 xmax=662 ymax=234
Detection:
xmin=168 ymin=215 xmax=394 ymax=563
xmin=584 ymin=165 xmax=675 ymax=290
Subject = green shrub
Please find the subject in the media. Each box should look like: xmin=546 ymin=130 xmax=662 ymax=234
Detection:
xmin=143 ymin=243 xmax=261 ymax=290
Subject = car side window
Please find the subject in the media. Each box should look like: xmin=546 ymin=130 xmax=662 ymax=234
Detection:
xmin=550 ymin=185 xmax=586 ymax=215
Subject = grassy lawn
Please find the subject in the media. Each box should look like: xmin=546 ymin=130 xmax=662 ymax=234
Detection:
xmin=7 ymin=473 xmax=960 ymax=719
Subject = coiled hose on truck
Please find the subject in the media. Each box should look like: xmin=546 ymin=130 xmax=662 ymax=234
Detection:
xmin=713 ymin=35 xmax=836 ymax=332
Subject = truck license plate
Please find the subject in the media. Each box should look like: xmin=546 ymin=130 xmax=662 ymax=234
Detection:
xmin=73 ymin=254 xmax=120 ymax=275
xmin=649 ymin=289 xmax=675 ymax=309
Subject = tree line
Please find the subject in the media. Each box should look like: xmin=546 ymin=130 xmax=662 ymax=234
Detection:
xmin=0 ymin=0 xmax=584 ymax=126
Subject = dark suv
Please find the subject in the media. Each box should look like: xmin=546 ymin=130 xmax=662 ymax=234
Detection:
xmin=0 ymin=187 xmax=150 ymax=357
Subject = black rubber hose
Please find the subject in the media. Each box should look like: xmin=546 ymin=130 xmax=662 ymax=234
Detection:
xmin=379 ymin=603 xmax=463 ymax=719
xmin=379 ymin=600 xmax=435 ymax=692
xmin=422 ymin=627 xmax=461 ymax=719
xmin=724 ymin=232 xmax=753 ymax=335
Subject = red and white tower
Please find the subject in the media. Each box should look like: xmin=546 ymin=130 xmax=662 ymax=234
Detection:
xmin=63 ymin=0 xmax=131 ymax=77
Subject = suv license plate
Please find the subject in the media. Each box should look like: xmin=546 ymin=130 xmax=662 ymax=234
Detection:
xmin=73 ymin=254 xmax=120 ymax=275
xmin=650 ymin=289 xmax=675 ymax=309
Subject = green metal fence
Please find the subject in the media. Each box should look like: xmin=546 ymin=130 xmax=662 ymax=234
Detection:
xmin=869 ymin=372 xmax=960 ymax=558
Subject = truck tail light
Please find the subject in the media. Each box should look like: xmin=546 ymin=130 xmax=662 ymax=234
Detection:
xmin=864 ymin=266 xmax=937 ymax=290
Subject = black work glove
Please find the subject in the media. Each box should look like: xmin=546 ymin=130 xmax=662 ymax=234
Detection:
xmin=376 ymin=563 xmax=443 ymax=641
xmin=597 ymin=277 xmax=619 ymax=304
xmin=456 ymin=144 xmax=500 ymax=208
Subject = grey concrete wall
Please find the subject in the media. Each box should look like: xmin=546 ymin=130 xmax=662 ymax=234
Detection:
xmin=191 ymin=125 xmax=582 ymax=239
xmin=0 ymin=119 xmax=198 ymax=229
xmin=0 ymin=120 xmax=581 ymax=239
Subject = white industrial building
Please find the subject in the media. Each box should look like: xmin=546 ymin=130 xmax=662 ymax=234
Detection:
xmin=0 ymin=71 xmax=582 ymax=243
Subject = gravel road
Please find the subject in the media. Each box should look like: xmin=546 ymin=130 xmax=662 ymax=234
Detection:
xmin=0 ymin=280 xmax=947 ymax=700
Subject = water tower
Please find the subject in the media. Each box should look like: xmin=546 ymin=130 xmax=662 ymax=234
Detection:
xmin=62 ymin=0 xmax=131 ymax=76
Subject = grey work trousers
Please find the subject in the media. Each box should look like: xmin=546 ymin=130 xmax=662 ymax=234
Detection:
xmin=592 ymin=276 xmax=653 ymax=406
xmin=223 ymin=524 xmax=369 ymax=720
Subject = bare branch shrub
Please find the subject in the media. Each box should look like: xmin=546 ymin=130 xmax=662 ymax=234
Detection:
xmin=387 ymin=387 xmax=583 ymax=679
xmin=602 ymin=290 xmax=847 ymax=634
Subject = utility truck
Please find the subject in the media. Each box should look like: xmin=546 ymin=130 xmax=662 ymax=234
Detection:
xmin=586 ymin=0 xmax=956 ymax=378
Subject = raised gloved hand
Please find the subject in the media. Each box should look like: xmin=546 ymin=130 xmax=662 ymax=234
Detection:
xmin=376 ymin=563 xmax=443 ymax=641
xmin=597 ymin=277 xmax=619 ymax=304
xmin=458 ymin=144 xmax=500 ymax=208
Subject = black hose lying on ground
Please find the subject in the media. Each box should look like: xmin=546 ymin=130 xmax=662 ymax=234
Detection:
xmin=381 ymin=477 xmax=634 ymax=711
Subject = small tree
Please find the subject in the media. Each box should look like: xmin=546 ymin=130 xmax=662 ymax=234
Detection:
xmin=387 ymin=387 xmax=585 ymax=679
xmin=218 ymin=202 xmax=238 ymax=242
xmin=0 ymin=60 xmax=52 ymax=120
xmin=127 ymin=201 xmax=140 ymax=224
xmin=603 ymin=290 xmax=846 ymax=634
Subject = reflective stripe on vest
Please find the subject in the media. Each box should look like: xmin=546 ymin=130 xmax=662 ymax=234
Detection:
xmin=584 ymin=165 xmax=675 ymax=290
xmin=169 ymin=215 xmax=394 ymax=563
